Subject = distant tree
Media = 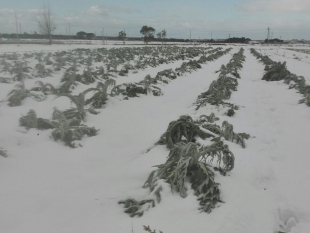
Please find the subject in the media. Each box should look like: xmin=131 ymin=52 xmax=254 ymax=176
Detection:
xmin=140 ymin=26 xmax=155 ymax=44
xmin=118 ymin=30 xmax=127 ymax=44
xmin=86 ymin=33 xmax=95 ymax=40
xmin=224 ymin=37 xmax=251 ymax=44
xmin=76 ymin=31 xmax=87 ymax=39
xmin=156 ymin=29 xmax=166 ymax=44
xmin=35 ymin=2 xmax=56 ymax=45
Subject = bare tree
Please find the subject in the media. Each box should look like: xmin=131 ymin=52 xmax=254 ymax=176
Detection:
xmin=156 ymin=29 xmax=166 ymax=45
xmin=118 ymin=30 xmax=126 ymax=44
xmin=36 ymin=2 xmax=56 ymax=45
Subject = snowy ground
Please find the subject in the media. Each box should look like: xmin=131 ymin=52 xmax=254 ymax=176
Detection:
xmin=1 ymin=44 xmax=310 ymax=233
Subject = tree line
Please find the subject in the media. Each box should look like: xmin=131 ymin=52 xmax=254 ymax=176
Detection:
xmin=75 ymin=26 xmax=166 ymax=45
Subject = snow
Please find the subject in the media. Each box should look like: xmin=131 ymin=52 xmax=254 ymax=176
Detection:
xmin=1 ymin=43 xmax=310 ymax=233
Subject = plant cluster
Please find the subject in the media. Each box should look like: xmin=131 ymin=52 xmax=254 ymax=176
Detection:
xmin=119 ymin=112 xmax=250 ymax=217
xmin=250 ymin=48 xmax=310 ymax=107
xmin=19 ymin=108 xmax=98 ymax=148
xmin=195 ymin=48 xmax=245 ymax=110
xmin=119 ymin=48 xmax=252 ymax=218
xmin=7 ymin=80 xmax=46 ymax=106
xmin=111 ymin=48 xmax=232 ymax=100
xmin=0 ymin=147 xmax=8 ymax=158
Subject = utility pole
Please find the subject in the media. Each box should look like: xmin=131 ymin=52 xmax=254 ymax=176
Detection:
xmin=69 ymin=23 xmax=71 ymax=45
xmin=19 ymin=23 xmax=21 ymax=34
xmin=190 ymin=29 xmax=191 ymax=44
xmin=15 ymin=14 xmax=19 ymax=46
xmin=102 ymin=28 xmax=105 ymax=45
xmin=267 ymin=27 xmax=270 ymax=44
xmin=211 ymin=32 xmax=212 ymax=43
xmin=229 ymin=33 xmax=230 ymax=43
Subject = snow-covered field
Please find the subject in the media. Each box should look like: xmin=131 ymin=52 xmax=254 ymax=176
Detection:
xmin=1 ymin=43 xmax=310 ymax=233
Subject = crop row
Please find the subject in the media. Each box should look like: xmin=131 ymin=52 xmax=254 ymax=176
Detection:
xmin=0 ymin=46 xmax=213 ymax=84
xmin=250 ymin=48 xmax=310 ymax=106
xmin=119 ymin=48 xmax=251 ymax=217
xmin=111 ymin=47 xmax=231 ymax=100
xmin=2 ymin=47 xmax=229 ymax=149
xmin=1 ymin=46 xmax=220 ymax=107
xmin=287 ymin=48 xmax=310 ymax=55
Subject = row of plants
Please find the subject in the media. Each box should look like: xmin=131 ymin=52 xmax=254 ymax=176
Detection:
xmin=250 ymin=48 xmax=310 ymax=106
xmin=119 ymin=48 xmax=251 ymax=217
xmin=0 ymin=46 xmax=213 ymax=85
xmin=1 ymin=47 xmax=224 ymax=149
xmin=111 ymin=48 xmax=232 ymax=100
xmin=287 ymin=48 xmax=310 ymax=55
xmin=19 ymin=108 xmax=98 ymax=148
xmin=15 ymin=80 xmax=118 ymax=147
xmin=2 ymin=46 xmax=218 ymax=108
xmin=195 ymin=48 xmax=246 ymax=114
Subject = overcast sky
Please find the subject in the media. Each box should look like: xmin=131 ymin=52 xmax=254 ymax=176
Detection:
xmin=1 ymin=0 xmax=310 ymax=40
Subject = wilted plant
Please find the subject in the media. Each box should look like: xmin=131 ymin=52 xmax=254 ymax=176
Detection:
xmin=19 ymin=109 xmax=38 ymax=129
xmin=6 ymin=52 xmax=19 ymax=60
xmin=225 ymin=108 xmax=235 ymax=117
xmin=31 ymin=81 xmax=56 ymax=95
xmin=53 ymin=57 xmax=66 ymax=71
xmin=143 ymin=225 xmax=163 ymax=233
xmin=50 ymin=109 xmax=98 ymax=148
xmin=79 ymin=67 xmax=98 ymax=85
xmin=57 ymin=72 xmax=79 ymax=93
xmin=0 ymin=147 xmax=8 ymax=158
xmin=56 ymin=89 xmax=100 ymax=122
xmin=155 ymin=69 xmax=177 ymax=83
xmin=7 ymin=81 xmax=45 ymax=106
xmin=95 ymin=66 xmax=115 ymax=79
xmin=299 ymin=93 xmax=310 ymax=106
xmin=197 ymin=113 xmax=219 ymax=124
xmin=199 ymin=119 xmax=250 ymax=148
xmin=19 ymin=109 xmax=55 ymax=130
xmin=44 ymin=54 xmax=54 ymax=65
xmin=119 ymin=141 xmax=233 ymax=217
xmin=10 ymin=61 xmax=32 ymax=81
xmin=85 ymin=79 xmax=116 ymax=108
xmin=111 ymin=75 xmax=162 ymax=99
xmin=158 ymin=115 xmax=212 ymax=149
xmin=262 ymin=62 xmax=290 ymax=81
xmin=34 ymin=62 xmax=53 ymax=78
xmin=1 ymin=58 xmax=11 ymax=72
